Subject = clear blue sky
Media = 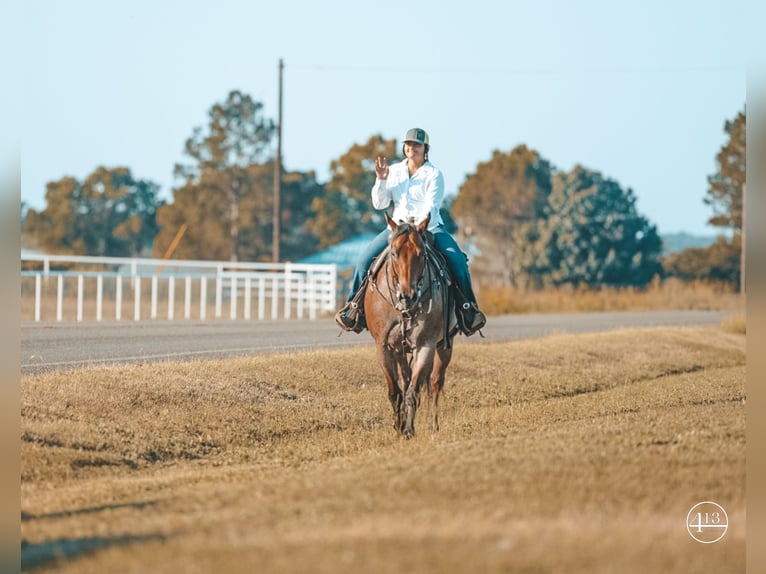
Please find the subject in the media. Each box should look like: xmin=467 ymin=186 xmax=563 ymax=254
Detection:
xmin=19 ymin=0 xmax=756 ymax=236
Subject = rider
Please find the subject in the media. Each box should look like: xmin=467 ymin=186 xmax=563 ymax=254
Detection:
xmin=335 ymin=127 xmax=486 ymax=336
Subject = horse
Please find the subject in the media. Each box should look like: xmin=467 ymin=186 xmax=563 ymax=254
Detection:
xmin=364 ymin=212 xmax=458 ymax=439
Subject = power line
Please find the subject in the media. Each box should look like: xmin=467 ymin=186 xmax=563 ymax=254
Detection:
xmin=287 ymin=63 xmax=744 ymax=76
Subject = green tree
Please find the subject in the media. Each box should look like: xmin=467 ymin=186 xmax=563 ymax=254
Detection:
xmin=23 ymin=167 xmax=162 ymax=256
xmin=705 ymin=108 xmax=745 ymax=232
xmin=307 ymin=134 xmax=398 ymax=249
xmin=175 ymin=90 xmax=275 ymax=180
xmin=163 ymin=90 xmax=277 ymax=261
xmin=276 ymin=169 xmax=323 ymax=261
xmin=519 ymin=166 xmax=662 ymax=289
xmin=451 ymin=145 xmax=554 ymax=286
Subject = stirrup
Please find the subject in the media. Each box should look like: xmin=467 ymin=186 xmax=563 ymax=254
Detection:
xmin=459 ymin=302 xmax=486 ymax=337
xmin=335 ymin=301 xmax=365 ymax=333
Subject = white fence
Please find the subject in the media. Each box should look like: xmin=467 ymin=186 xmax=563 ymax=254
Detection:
xmin=21 ymin=253 xmax=337 ymax=322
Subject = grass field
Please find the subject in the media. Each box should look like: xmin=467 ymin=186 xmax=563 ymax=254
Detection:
xmin=21 ymin=325 xmax=745 ymax=573
xmin=478 ymin=277 xmax=743 ymax=315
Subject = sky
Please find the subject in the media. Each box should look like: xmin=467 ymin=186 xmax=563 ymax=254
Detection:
xmin=18 ymin=0 xmax=759 ymax=237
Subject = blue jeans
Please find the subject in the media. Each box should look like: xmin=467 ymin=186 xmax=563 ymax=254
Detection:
xmin=347 ymin=225 xmax=477 ymax=303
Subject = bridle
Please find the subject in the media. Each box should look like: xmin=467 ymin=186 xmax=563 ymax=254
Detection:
xmin=387 ymin=247 xmax=432 ymax=316
xmin=381 ymin=227 xmax=432 ymax=317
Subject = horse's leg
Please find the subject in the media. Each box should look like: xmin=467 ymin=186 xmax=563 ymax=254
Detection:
xmin=402 ymin=346 xmax=435 ymax=439
xmin=375 ymin=345 xmax=402 ymax=432
xmin=428 ymin=345 xmax=453 ymax=433
xmin=396 ymin=356 xmax=411 ymax=433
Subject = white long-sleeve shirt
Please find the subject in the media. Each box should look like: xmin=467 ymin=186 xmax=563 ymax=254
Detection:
xmin=370 ymin=159 xmax=444 ymax=230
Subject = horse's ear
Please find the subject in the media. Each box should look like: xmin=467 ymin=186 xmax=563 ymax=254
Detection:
xmin=417 ymin=213 xmax=431 ymax=233
xmin=385 ymin=212 xmax=398 ymax=232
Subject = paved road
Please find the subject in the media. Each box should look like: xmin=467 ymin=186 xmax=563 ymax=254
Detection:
xmin=21 ymin=310 xmax=734 ymax=376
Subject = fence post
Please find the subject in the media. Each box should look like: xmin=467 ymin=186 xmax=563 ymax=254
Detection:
xmin=230 ymin=276 xmax=237 ymax=320
xmin=284 ymin=264 xmax=292 ymax=319
xmin=151 ymin=276 xmax=158 ymax=319
xmin=244 ymin=276 xmax=252 ymax=320
xmin=134 ymin=275 xmax=141 ymax=321
xmin=200 ymin=277 xmax=207 ymax=320
xmin=96 ymin=275 xmax=103 ymax=321
xmin=271 ymin=277 xmax=279 ymax=319
xmin=168 ymin=276 xmax=175 ymax=320
xmin=258 ymin=277 xmax=265 ymax=320
xmin=296 ymin=275 xmax=304 ymax=319
xmin=77 ymin=274 xmax=84 ymax=322
xmin=309 ymin=274 xmax=317 ymax=320
xmin=35 ymin=274 xmax=41 ymax=322
xmin=116 ymin=277 xmax=123 ymax=321
xmin=215 ymin=266 xmax=223 ymax=319
xmin=56 ymin=275 xmax=63 ymax=322
xmin=185 ymin=276 xmax=192 ymax=320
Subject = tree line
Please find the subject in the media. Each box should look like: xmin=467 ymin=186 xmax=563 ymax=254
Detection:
xmin=22 ymin=90 xmax=745 ymax=291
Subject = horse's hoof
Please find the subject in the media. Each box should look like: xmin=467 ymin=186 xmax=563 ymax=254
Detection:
xmin=402 ymin=429 xmax=414 ymax=440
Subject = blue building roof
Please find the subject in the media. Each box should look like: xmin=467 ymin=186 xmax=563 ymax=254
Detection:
xmin=299 ymin=233 xmax=377 ymax=270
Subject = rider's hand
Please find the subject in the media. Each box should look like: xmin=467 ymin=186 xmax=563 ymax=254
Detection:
xmin=375 ymin=156 xmax=389 ymax=180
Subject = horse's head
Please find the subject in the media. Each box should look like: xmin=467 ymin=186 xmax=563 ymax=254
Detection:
xmin=385 ymin=212 xmax=430 ymax=312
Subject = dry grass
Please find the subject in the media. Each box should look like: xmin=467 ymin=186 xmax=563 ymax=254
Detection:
xmin=478 ymin=277 xmax=744 ymax=315
xmin=720 ymin=313 xmax=746 ymax=334
xmin=21 ymin=326 xmax=745 ymax=573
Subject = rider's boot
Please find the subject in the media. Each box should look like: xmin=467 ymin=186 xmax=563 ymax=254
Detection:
xmin=458 ymin=301 xmax=486 ymax=337
xmin=335 ymin=300 xmax=366 ymax=333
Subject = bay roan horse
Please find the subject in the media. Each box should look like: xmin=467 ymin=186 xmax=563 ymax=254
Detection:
xmin=364 ymin=213 xmax=457 ymax=439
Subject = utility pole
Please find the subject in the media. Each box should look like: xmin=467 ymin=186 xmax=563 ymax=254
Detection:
xmin=272 ymin=58 xmax=283 ymax=262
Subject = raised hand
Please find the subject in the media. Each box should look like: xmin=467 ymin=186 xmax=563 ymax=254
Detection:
xmin=375 ymin=156 xmax=389 ymax=180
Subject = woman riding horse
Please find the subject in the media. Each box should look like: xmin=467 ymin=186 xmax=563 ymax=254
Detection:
xmin=335 ymin=127 xmax=486 ymax=336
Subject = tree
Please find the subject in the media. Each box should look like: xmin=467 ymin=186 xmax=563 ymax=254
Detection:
xmin=662 ymin=235 xmax=741 ymax=289
xmin=155 ymin=162 xmax=323 ymax=262
xmin=451 ymin=145 xmax=554 ymax=285
xmin=705 ymin=108 xmax=745 ymax=233
xmin=175 ymin=90 xmax=275 ymax=180
xmin=155 ymin=166 xmax=272 ymax=261
xmin=662 ymin=108 xmax=746 ymax=291
xmin=23 ymin=167 xmax=162 ymax=256
xmin=306 ymin=134 xmax=399 ymax=249
xmin=163 ymin=90 xmax=277 ymax=261
xmin=275 ymin=169 xmax=323 ymax=261
xmin=518 ymin=166 xmax=662 ymax=289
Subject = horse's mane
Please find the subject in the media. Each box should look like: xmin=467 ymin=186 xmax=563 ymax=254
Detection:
xmin=391 ymin=222 xmax=416 ymax=241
